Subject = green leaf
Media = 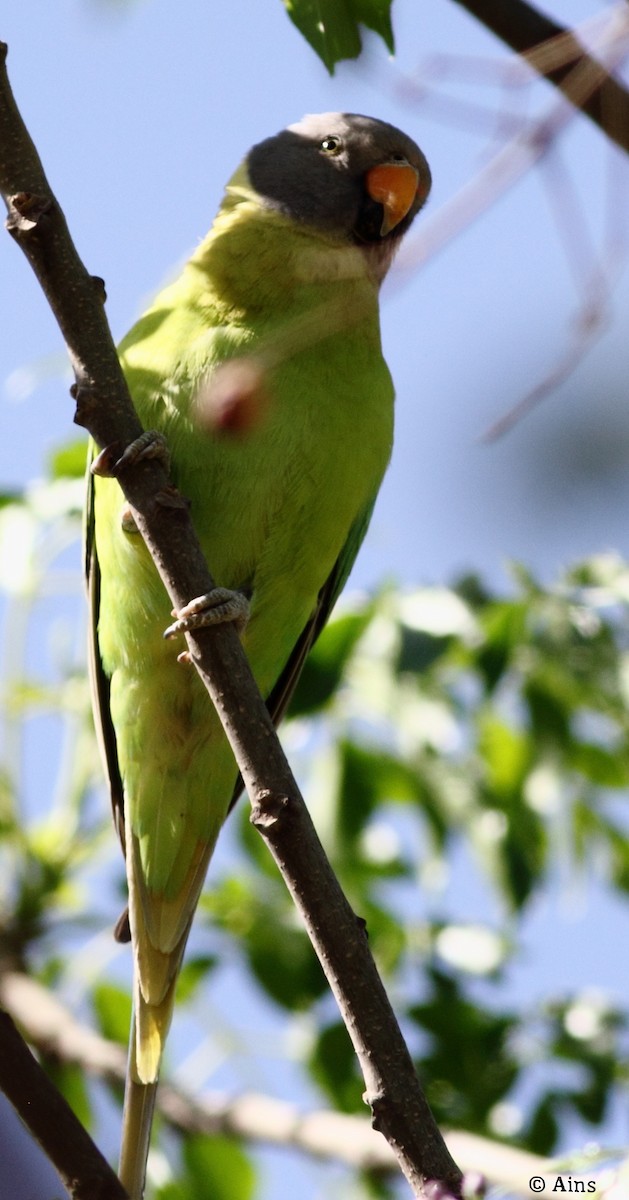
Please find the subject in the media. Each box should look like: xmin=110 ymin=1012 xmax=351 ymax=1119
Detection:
xmin=283 ymin=0 xmax=394 ymax=73
xmin=500 ymin=809 xmax=546 ymax=910
xmin=410 ymin=968 xmax=518 ymax=1130
xmin=396 ymin=626 xmax=452 ymax=674
xmin=571 ymin=1078 xmax=610 ymax=1124
xmin=177 ymin=954 xmax=218 ymax=1002
xmin=183 ymin=1135 xmax=255 ymax=1200
xmin=608 ymin=824 xmax=629 ymax=891
xmin=479 ymin=717 xmax=531 ymax=799
xmin=247 ymin=916 xmax=326 ymax=1009
xmin=526 ymin=1094 xmax=561 ymax=1155
xmin=524 ymin=678 xmax=571 ymax=747
xmin=476 ymin=600 xmax=527 ymax=691
xmin=0 ymin=489 xmax=23 ymax=509
xmin=208 ymin=875 xmax=327 ymax=1008
xmin=309 ymin=1020 xmax=363 ymax=1111
xmin=290 ymin=605 xmax=374 ymax=716
xmin=337 ymin=739 xmax=417 ymax=842
xmin=45 ymin=1060 xmax=93 ymax=1131
xmin=157 ymin=1135 xmax=256 ymax=1200
xmin=92 ymin=982 xmax=132 ymax=1046
xmin=569 ymin=741 xmax=629 ymax=787
xmin=0 ymin=769 xmax=16 ymax=833
xmin=48 ymin=437 xmax=88 ymax=479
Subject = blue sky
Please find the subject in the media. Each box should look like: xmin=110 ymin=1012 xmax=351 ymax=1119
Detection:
xmin=2 ymin=2 xmax=629 ymax=1196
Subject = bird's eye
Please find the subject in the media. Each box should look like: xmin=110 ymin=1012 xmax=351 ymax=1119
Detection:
xmin=320 ymin=136 xmax=341 ymax=154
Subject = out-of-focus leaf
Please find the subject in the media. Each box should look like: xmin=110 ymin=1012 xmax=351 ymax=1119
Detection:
xmin=48 ymin=438 xmax=88 ymax=479
xmin=411 ymin=968 xmax=518 ymax=1131
xmin=283 ymin=0 xmax=394 ymax=73
xmin=479 ymin=717 xmax=531 ymax=799
xmin=93 ymin=982 xmax=132 ymax=1046
xmin=183 ymin=1134 xmax=255 ymax=1200
xmin=397 ymin=627 xmax=452 ymax=674
xmin=337 ymin=739 xmax=420 ymax=842
xmin=500 ymin=806 xmax=547 ymax=910
xmin=526 ymin=1094 xmax=561 ymax=1156
xmin=0 ymin=770 xmax=15 ymax=832
xmin=569 ymin=741 xmax=629 ymax=787
xmin=475 ymin=600 xmax=527 ymax=691
xmin=290 ymin=604 xmax=375 ymax=716
xmin=524 ymin=678 xmax=571 ymax=747
xmin=44 ymin=1059 xmax=92 ymax=1130
xmin=0 ymin=489 xmax=23 ymax=509
xmin=608 ymin=825 xmax=629 ymax=891
xmin=247 ymin=915 xmax=326 ymax=1009
xmin=177 ymin=954 xmax=219 ymax=1003
xmin=156 ymin=1134 xmax=256 ymax=1200
xmin=571 ymin=1076 xmax=610 ymax=1124
xmin=208 ymin=874 xmax=327 ymax=1009
xmin=309 ymin=1020 xmax=363 ymax=1112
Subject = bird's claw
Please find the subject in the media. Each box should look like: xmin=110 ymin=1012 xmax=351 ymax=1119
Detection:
xmin=164 ymin=588 xmax=250 ymax=640
xmin=91 ymin=430 xmax=170 ymax=478
xmin=114 ymin=430 xmax=171 ymax=473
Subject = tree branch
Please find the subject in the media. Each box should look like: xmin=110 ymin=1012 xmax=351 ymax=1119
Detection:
xmin=0 ymin=969 xmax=550 ymax=1197
xmin=0 ymin=1006 xmax=128 ymax=1200
xmin=0 ymin=41 xmax=461 ymax=1200
xmin=450 ymin=0 xmax=629 ymax=154
xmin=395 ymin=8 xmax=629 ymax=288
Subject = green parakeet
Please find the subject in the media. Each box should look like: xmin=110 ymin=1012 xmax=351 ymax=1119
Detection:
xmin=87 ymin=112 xmax=431 ymax=1197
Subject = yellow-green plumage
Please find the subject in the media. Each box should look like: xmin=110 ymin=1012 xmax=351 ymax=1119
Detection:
xmin=89 ymin=112 xmax=430 ymax=1196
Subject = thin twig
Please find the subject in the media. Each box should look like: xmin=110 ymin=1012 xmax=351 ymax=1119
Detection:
xmin=386 ymin=9 xmax=629 ymax=441
xmin=395 ymin=4 xmax=629 ymax=281
xmin=0 ymin=40 xmax=461 ymax=1200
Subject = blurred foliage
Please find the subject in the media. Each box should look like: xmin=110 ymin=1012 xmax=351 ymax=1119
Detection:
xmin=282 ymin=0 xmax=394 ymax=73
xmin=1 ymin=473 xmax=629 ymax=1197
xmin=97 ymin=0 xmax=396 ymax=72
xmin=155 ymin=1134 xmax=255 ymax=1200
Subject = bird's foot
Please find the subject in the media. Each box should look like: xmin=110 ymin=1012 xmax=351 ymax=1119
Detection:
xmin=91 ymin=430 xmax=170 ymax=478
xmin=164 ymin=588 xmax=250 ymax=640
xmin=116 ymin=429 xmax=171 ymax=472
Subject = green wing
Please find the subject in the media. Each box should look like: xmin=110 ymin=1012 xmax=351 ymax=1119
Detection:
xmin=263 ymin=491 xmax=378 ymax=729
xmin=85 ymin=451 xmax=129 ymax=937
xmin=226 ymin=492 xmax=378 ymax=815
xmin=88 ymin=444 xmax=377 ymax=862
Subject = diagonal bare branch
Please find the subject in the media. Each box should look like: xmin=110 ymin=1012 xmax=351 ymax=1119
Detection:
xmin=0 ymin=1004 xmax=128 ymax=1200
xmin=451 ymin=0 xmax=629 ymax=153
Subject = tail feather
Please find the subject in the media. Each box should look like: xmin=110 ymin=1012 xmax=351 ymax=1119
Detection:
xmin=135 ymin=970 xmax=180 ymax=1085
xmin=119 ymin=1015 xmax=159 ymax=1200
xmin=120 ymin=816 xmax=223 ymax=1187
xmin=118 ymin=898 xmax=193 ymax=1197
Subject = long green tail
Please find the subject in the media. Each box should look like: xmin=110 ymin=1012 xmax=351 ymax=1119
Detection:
xmin=119 ymin=1015 xmax=159 ymax=1200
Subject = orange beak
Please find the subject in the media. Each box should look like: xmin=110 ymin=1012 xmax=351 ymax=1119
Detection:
xmin=365 ymin=161 xmax=420 ymax=236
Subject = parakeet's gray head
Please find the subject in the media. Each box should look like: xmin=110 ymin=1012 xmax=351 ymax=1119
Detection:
xmin=246 ymin=112 xmax=431 ymax=281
